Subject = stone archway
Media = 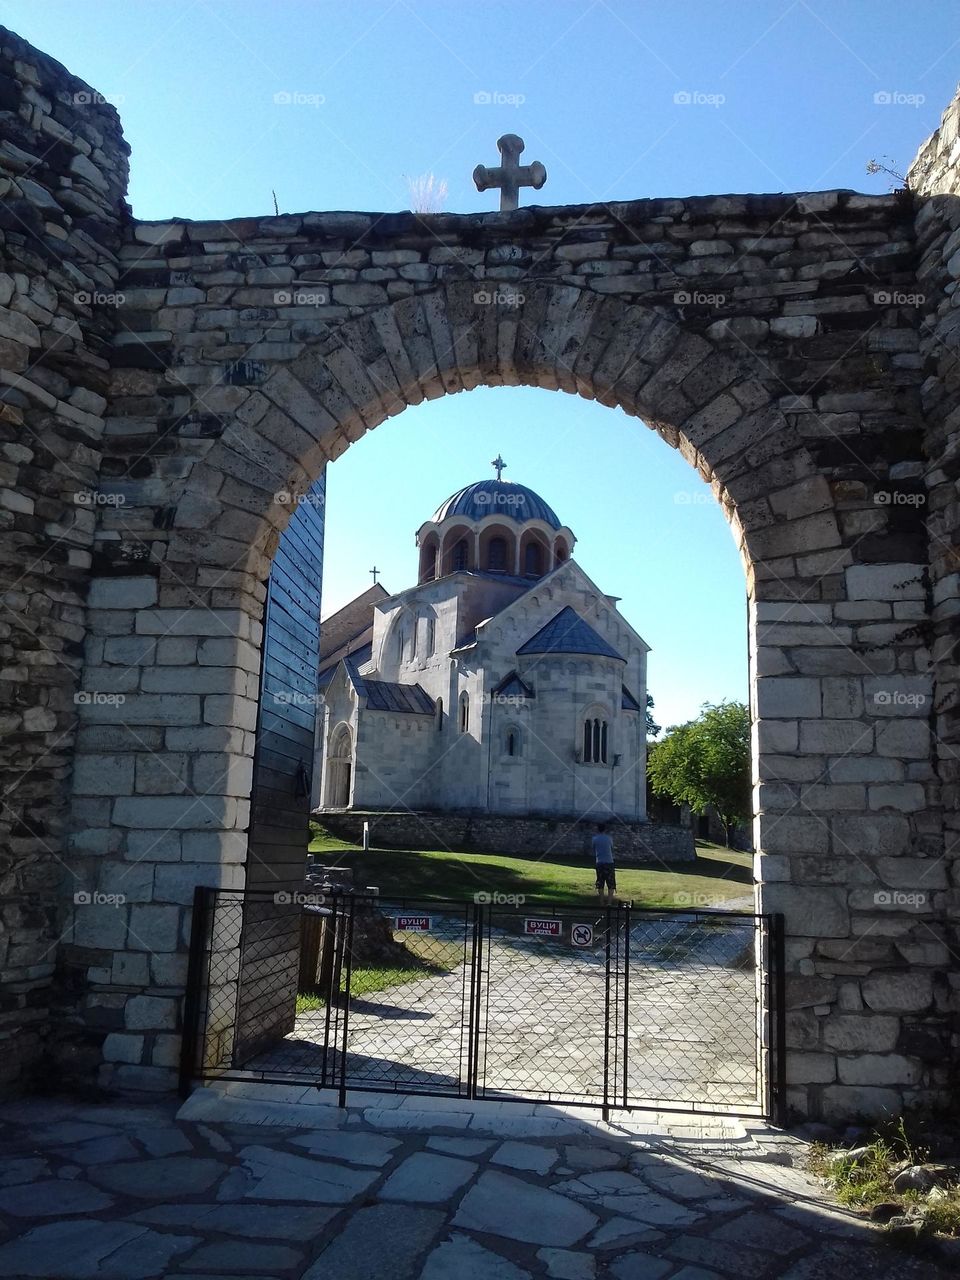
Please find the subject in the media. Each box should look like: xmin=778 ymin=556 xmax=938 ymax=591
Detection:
xmin=70 ymin=278 xmax=940 ymax=1118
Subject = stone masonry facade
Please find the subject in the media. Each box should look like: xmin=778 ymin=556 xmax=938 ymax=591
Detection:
xmin=0 ymin=25 xmax=958 ymax=1119
xmin=320 ymin=811 xmax=696 ymax=865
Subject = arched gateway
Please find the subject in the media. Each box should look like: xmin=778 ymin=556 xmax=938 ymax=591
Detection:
xmin=1 ymin=26 xmax=956 ymax=1121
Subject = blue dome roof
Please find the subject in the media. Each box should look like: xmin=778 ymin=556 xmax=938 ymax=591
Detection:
xmin=430 ymin=480 xmax=562 ymax=529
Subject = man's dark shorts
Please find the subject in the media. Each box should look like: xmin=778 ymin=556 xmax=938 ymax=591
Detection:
xmin=596 ymin=864 xmax=616 ymax=892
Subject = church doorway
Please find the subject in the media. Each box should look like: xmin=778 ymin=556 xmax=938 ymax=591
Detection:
xmin=325 ymin=726 xmax=354 ymax=809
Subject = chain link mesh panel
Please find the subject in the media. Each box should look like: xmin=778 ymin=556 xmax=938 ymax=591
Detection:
xmin=182 ymin=891 xmax=775 ymax=1117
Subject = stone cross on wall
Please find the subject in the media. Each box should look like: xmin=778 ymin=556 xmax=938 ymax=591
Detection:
xmin=473 ymin=135 xmax=547 ymax=211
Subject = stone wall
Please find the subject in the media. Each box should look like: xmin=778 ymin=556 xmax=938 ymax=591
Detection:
xmin=320 ymin=811 xmax=696 ymax=864
xmin=907 ymin=85 xmax=960 ymax=1103
xmin=0 ymin=26 xmax=129 ymax=1091
xmin=907 ymin=89 xmax=960 ymax=198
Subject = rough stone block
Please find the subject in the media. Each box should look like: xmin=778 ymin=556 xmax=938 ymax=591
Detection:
xmin=101 ymin=1033 xmax=145 ymax=1064
xmin=756 ymin=678 xmax=821 ymax=718
xmin=87 ymin=576 xmax=158 ymax=609
xmin=862 ymin=973 xmax=934 ymax=1013
xmin=760 ymin=885 xmax=849 ymax=937
xmin=125 ymin=995 xmax=178 ymax=1031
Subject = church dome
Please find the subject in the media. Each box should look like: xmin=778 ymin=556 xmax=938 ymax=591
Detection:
xmin=431 ymin=479 xmax=562 ymax=529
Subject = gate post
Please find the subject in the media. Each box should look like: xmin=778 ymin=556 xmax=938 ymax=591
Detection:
xmin=769 ymin=912 xmax=788 ymax=1126
xmin=622 ymin=902 xmax=631 ymax=1111
xmin=337 ymin=894 xmax=357 ymax=1109
xmin=178 ymin=885 xmax=210 ymax=1098
xmin=602 ymin=905 xmax=613 ymax=1121
xmin=467 ymin=900 xmax=484 ymax=1099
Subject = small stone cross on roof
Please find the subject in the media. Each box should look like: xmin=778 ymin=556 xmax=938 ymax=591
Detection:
xmin=369 ymin=565 xmax=381 ymax=585
xmin=473 ymin=135 xmax=546 ymax=212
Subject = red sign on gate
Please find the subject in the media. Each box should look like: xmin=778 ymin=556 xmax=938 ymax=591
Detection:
xmin=524 ymin=917 xmax=562 ymax=938
xmin=394 ymin=915 xmax=432 ymax=932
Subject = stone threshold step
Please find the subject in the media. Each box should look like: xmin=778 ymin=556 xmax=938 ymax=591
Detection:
xmin=178 ymin=1083 xmax=751 ymax=1144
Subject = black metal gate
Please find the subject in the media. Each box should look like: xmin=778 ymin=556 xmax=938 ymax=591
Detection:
xmin=181 ymin=888 xmax=785 ymax=1121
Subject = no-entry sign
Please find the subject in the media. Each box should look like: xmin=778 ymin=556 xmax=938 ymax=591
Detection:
xmin=571 ymin=923 xmax=594 ymax=947
xmin=394 ymin=915 xmax=432 ymax=932
xmin=524 ymin=917 xmax=562 ymax=938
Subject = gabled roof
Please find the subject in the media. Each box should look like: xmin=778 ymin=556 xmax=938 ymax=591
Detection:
xmin=319 ymin=584 xmax=388 ymax=663
xmin=517 ymin=606 xmax=626 ymax=661
xmin=492 ymin=671 xmax=535 ymax=699
xmin=621 ymin=684 xmax=642 ymax=711
xmin=319 ymin=642 xmax=372 ymax=689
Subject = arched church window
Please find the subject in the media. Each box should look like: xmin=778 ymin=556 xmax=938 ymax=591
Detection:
xmin=425 ymin=617 xmax=435 ymax=655
xmin=488 ymin=536 xmax=507 ymax=572
xmin=435 ymin=696 xmax=443 ymax=731
xmin=453 ymin=539 xmax=469 ymax=571
xmin=583 ymin=716 xmax=609 ymax=764
xmin=524 ymin=542 xmax=543 ymax=576
xmin=504 ymin=726 xmax=521 ymax=758
xmin=458 ymin=692 xmax=470 ymax=734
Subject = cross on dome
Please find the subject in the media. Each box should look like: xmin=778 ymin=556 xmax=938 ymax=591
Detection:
xmin=491 ymin=454 xmax=507 ymax=481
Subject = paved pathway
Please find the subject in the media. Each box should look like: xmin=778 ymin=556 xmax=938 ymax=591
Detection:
xmin=252 ymin=909 xmax=760 ymax=1110
xmin=0 ymin=1084 xmax=953 ymax=1279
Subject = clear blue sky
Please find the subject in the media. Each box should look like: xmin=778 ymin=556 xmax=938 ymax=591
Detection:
xmin=4 ymin=1 xmax=953 ymax=729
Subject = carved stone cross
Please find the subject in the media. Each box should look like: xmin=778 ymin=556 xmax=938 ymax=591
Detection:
xmin=473 ymin=135 xmax=546 ymax=211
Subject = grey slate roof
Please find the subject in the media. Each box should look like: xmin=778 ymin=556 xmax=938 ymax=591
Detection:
xmin=516 ymin=606 xmax=625 ymax=661
xmin=492 ymin=671 xmax=535 ymax=699
xmin=360 ymin=677 xmax=436 ymax=715
xmin=621 ymin=684 xmax=642 ymax=711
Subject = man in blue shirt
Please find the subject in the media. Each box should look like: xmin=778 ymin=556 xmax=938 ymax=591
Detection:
xmin=592 ymin=823 xmax=616 ymax=904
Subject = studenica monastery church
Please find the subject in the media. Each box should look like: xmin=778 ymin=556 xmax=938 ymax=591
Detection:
xmin=315 ymin=459 xmax=651 ymax=824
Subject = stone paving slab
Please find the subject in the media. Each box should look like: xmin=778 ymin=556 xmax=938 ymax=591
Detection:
xmin=0 ymin=1092 xmax=953 ymax=1280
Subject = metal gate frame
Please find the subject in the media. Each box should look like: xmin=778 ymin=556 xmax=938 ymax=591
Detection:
xmin=180 ymin=887 xmax=787 ymax=1123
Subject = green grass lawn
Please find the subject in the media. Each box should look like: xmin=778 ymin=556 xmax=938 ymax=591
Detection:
xmin=307 ymin=827 xmax=753 ymax=909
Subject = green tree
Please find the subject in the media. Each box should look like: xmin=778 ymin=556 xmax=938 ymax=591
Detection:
xmin=645 ymin=693 xmax=660 ymax=739
xmin=646 ymin=701 xmax=751 ymax=846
